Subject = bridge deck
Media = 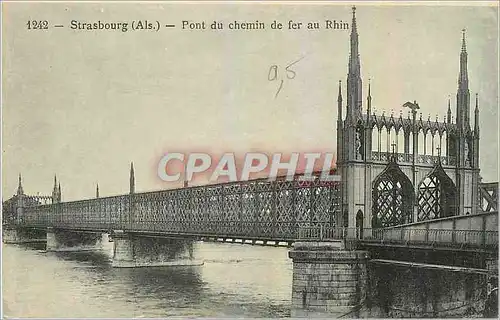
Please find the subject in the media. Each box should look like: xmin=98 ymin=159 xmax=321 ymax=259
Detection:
xmin=369 ymin=259 xmax=490 ymax=275
xmin=5 ymin=176 xmax=499 ymax=247
xmin=14 ymin=176 xmax=340 ymax=242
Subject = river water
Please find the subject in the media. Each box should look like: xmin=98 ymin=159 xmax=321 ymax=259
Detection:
xmin=2 ymin=240 xmax=293 ymax=318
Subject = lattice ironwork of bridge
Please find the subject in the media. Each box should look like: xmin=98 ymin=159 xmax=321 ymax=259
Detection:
xmin=6 ymin=175 xmax=498 ymax=243
xmin=480 ymin=182 xmax=499 ymax=213
xmin=15 ymin=176 xmax=340 ymax=242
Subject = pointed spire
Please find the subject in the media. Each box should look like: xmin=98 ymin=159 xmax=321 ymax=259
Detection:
xmin=58 ymin=182 xmax=61 ymax=202
xmin=17 ymin=173 xmax=24 ymax=195
xmin=474 ymin=93 xmax=480 ymax=134
xmin=366 ymin=79 xmax=372 ymax=123
xmin=52 ymin=175 xmax=60 ymax=203
xmin=336 ymin=79 xmax=344 ymax=165
xmin=351 ymin=6 xmax=357 ymax=33
xmin=458 ymin=29 xmax=469 ymax=87
xmin=96 ymin=183 xmax=100 ymax=198
xmin=337 ymin=80 xmax=343 ymax=122
xmin=53 ymin=175 xmax=58 ymax=197
xmin=447 ymin=96 xmax=452 ymax=123
xmin=337 ymin=80 xmax=343 ymax=102
xmin=129 ymin=162 xmax=135 ymax=194
xmin=461 ymin=28 xmax=467 ymax=52
xmin=347 ymin=5 xmax=363 ymax=118
xmin=457 ymin=29 xmax=470 ymax=128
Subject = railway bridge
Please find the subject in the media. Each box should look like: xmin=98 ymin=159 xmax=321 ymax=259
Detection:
xmin=3 ymin=7 xmax=498 ymax=318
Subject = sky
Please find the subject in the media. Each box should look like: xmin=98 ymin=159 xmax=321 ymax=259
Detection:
xmin=2 ymin=2 xmax=499 ymax=201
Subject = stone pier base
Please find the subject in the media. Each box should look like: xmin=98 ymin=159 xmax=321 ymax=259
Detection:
xmin=288 ymin=241 xmax=369 ymax=316
xmin=2 ymin=227 xmax=46 ymax=244
xmin=111 ymin=230 xmax=203 ymax=268
xmin=46 ymin=227 xmax=103 ymax=252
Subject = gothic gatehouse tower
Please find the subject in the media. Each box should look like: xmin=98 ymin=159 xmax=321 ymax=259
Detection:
xmin=336 ymin=8 xmax=481 ymax=233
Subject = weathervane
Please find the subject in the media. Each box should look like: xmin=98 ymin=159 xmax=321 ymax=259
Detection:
xmin=403 ymin=101 xmax=420 ymax=114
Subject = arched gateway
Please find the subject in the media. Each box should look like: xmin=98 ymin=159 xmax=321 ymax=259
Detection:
xmin=372 ymin=161 xmax=414 ymax=228
xmin=417 ymin=164 xmax=457 ymax=221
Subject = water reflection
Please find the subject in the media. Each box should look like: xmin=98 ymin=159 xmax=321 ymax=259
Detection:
xmin=53 ymin=250 xmax=111 ymax=266
xmin=17 ymin=242 xmax=46 ymax=251
xmin=3 ymin=240 xmax=292 ymax=318
xmin=119 ymin=266 xmax=205 ymax=300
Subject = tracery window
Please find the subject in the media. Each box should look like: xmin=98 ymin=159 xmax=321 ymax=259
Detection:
xmin=417 ymin=167 xmax=457 ymax=221
xmin=372 ymin=164 xmax=414 ymax=227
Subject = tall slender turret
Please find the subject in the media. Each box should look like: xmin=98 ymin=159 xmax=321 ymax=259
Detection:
xmin=364 ymin=80 xmax=373 ymax=161
xmin=52 ymin=175 xmax=58 ymax=198
xmin=338 ymin=6 xmax=366 ymax=229
xmin=447 ymin=97 xmax=452 ymax=124
xmin=346 ymin=6 xmax=363 ymax=119
xmin=16 ymin=174 xmax=25 ymax=220
xmin=474 ymin=93 xmax=479 ymax=135
xmin=51 ymin=175 xmax=61 ymax=203
xmin=336 ymin=80 xmax=344 ymax=165
xmin=366 ymin=79 xmax=372 ymax=120
xmin=454 ymin=29 xmax=477 ymax=215
xmin=473 ymin=93 xmax=480 ymax=169
xmin=96 ymin=183 xmax=100 ymax=198
xmin=129 ymin=162 xmax=135 ymax=194
xmin=453 ymin=29 xmax=472 ymax=170
xmin=17 ymin=174 xmax=24 ymax=196
xmin=338 ymin=80 xmax=343 ymax=121
xmin=456 ymin=29 xmax=470 ymax=129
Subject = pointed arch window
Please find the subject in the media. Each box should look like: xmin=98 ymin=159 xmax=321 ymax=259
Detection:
xmin=417 ymin=165 xmax=457 ymax=221
xmin=372 ymin=163 xmax=414 ymax=228
xmin=356 ymin=210 xmax=364 ymax=239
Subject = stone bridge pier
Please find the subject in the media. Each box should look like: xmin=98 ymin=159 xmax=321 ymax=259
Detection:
xmin=288 ymin=241 xmax=370 ymax=317
xmin=46 ymin=227 xmax=104 ymax=252
xmin=111 ymin=230 xmax=203 ymax=268
xmin=2 ymin=226 xmax=46 ymax=244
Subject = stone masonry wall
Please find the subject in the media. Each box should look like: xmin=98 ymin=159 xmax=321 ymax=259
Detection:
xmin=289 ymin=242 xmax=369 ymax=314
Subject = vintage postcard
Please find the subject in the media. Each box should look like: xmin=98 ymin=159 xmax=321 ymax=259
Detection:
xmin=2 ymin=1 xmax=498 ymax=319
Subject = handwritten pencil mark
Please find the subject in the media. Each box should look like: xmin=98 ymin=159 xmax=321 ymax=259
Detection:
xmin=268 ymin=55 xmax=306 ymax=99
